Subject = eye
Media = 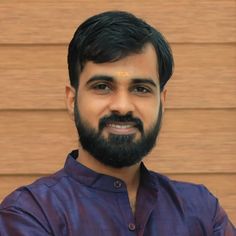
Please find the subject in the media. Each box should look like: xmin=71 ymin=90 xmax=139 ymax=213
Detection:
xmin=91 ymin=83 xmax=112 ymax=94
xmin=132 ymin=86 xmax=152 ymax=94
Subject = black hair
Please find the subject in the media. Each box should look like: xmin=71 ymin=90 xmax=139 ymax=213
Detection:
xmin=68 ymin=11 xmax=174 ymax=91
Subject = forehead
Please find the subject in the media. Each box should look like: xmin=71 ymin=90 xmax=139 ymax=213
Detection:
xmin=79 ymin=43 xmax=159 ymax=85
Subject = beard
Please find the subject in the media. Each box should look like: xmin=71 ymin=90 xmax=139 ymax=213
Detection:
xmin=74 ymin=100 xmax=163 ymax=168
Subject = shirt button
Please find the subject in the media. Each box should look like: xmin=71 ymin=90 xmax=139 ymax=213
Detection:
xmin=113 ymin=180 xmax=122 ymax=188
xmin=128 ymin=223 xmax=136 ymax=231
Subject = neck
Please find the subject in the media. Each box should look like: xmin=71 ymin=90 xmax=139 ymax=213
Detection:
xmin=78 ymin=147 xmax=141 ymax=189
xmin=78 ymin=147 xmax=141 ymax=214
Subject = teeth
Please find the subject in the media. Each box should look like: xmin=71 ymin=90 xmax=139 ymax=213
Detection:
xmin=108 ymin=124 xmax=132 ymax=129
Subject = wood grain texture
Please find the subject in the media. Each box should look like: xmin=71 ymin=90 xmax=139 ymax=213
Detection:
xmin=0 ymin=109 xmax=235 ymax=174
xmin=1 ymin=174 xmax=235 ymax=224
xmin=0 ymin=44 xmax=235 ymax=109
xmin=0 ymin=0 xmax=235 ymax=44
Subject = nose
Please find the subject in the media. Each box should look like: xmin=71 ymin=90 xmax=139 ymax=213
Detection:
xmin=109 ymin=90 xmax=135 ymax=115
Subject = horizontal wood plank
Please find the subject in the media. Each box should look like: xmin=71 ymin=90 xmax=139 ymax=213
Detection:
xmin=0 ymin=174 xmax=235 ymax=224
xmin=0 ymin=0 xmax=235 ymax=44
xmin=0 ymin=109 xmax=235 ymax=174
xmin=0 ymin=44 xmax=235 ymax=109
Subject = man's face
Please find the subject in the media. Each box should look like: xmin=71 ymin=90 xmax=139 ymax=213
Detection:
xmin=74 ymin=44 xmax=164 ymax=168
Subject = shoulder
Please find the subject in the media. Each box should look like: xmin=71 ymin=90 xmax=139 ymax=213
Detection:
xmin=0 ymin=168 xmax=69 ymax=210
xmin=151 ymin=170 xmax=214 ymax=198
xmin=150 ymin=171 xmax=236 ymax=232
xmin=0 ymin=170 xmax=70 ymax=235
xmin=150 ymin=171 xmax=218 ymax=217
xmin=0 ymin=168 xmax=72 ymax=234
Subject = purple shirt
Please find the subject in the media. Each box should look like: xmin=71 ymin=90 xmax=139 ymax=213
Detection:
xmin=0 ymin=150 xmax=235 ymax=236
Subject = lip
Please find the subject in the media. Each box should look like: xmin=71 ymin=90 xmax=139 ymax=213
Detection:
xmin=105 ymin=122 xmax=137 ymax=135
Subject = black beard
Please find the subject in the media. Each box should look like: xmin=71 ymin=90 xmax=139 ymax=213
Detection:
xmin=74 ymin=101 xmax=163 ymax=168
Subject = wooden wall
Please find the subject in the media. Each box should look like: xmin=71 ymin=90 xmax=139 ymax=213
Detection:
xmin=0 ymin=0 xmax=235 ymax=224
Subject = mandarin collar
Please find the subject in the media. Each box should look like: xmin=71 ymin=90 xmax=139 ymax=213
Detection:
xmin=64 ymin=150 xmax=158 ymax=193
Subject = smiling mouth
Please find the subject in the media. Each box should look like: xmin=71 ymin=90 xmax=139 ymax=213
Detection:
xmin=105 ymin=122 xmax=137 ymax=135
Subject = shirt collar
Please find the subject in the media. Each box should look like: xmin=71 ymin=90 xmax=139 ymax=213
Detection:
xmin=64 ymin=150 xmax=158 ymax=193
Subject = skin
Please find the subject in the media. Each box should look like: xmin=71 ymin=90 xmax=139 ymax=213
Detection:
xmin=66 ymin=43 xmax=167 ymax=213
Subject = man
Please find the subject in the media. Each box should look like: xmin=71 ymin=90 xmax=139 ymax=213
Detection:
xmin=0 ymin=11 xmax=235 ymax=236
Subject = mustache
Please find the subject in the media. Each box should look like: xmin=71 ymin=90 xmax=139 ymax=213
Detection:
xmin=99 ymin=113 xmax=144 ymax=134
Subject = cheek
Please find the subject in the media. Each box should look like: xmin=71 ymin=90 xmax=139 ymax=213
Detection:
xmin=77 ymin=93 xmax=109 ymax=124
xmin=146 ymin=108 xmax=159 ymax=126
xmin=136 ymin=99 xmax=160 ymax=128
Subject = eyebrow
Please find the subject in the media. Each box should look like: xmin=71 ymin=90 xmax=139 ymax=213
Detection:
xmin=86 ymin=75 xmax=157 ymax=88
xmin=86 ymin=75 xmax=114 ymax=85
xmin=131 ymin=78 xmax=157 ymax=88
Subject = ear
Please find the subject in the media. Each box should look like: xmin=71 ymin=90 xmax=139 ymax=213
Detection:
xmin=65 ymin=84 xmax=76 ymax=120
xmin=160 ymin=88 xmax=167 ymax=113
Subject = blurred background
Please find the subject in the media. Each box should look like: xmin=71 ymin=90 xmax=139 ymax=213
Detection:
xmin=0 ymin=0 xmax=235 ymax=224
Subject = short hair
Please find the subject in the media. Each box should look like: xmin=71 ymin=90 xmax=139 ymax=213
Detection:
xmin=68 ymin=11 xmax=174 ymax=91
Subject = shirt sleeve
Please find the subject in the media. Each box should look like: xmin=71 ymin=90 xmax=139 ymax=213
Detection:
xmin=212 ymin=202 xmax=236 ymax=235
xmin=0 ymin=206 xmax=52 ymax=236
xmin=0 ymin=187 xmax=53 ymax=236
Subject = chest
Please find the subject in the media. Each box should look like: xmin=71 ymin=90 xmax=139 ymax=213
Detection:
xmin=46 ymin=193 xmax=211 ymax=236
